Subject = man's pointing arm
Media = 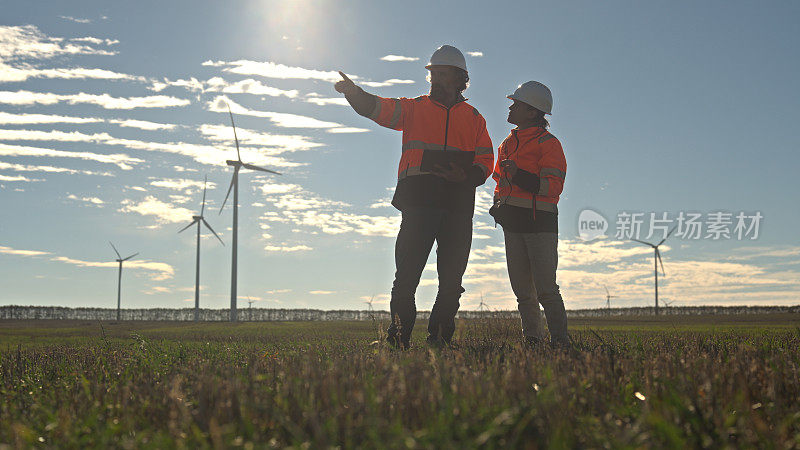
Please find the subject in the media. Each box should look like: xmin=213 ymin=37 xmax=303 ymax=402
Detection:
xmin=334 ymin=71 xmax=377 ymax=117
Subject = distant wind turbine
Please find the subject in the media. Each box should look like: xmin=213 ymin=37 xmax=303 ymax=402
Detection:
xmin=109 ymin=242 xmax=138 ymax=321
xmin=630 ymin=226 xmax=677 ymax=315
xmin=364 ymin=296 xmax=374 ymax=313
xmin=478 ymin=293 xmax=490 ymax=313
xmin=178 ymin=175 xmax=224 ymax=322
xmin=247 ymin=296 xmax=255 ymax=321
xmin=603 ymin=285 xmax=617 ymax=312
xmin=219 ymin=103 xmax=281 ymax=322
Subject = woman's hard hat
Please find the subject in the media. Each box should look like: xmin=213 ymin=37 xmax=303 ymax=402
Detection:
xmin=508 ymin=81 xmax=553 ymax=114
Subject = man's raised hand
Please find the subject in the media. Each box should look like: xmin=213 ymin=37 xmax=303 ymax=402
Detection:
xmin=335 ymin=71 xmax=358 ymax=95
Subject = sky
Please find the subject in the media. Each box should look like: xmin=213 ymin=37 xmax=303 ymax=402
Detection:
xmin=1 ymin=0 xmax=799 ymax=312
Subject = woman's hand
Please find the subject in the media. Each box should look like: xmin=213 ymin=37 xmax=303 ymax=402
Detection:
xmin=500 ymin=159 xmax=518 ymax=177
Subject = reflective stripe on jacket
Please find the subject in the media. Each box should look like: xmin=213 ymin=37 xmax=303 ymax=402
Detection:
xmin=492 ymin=127 xmax=566 ymax=213
xmin=366 ymin=95 xmax=494 ymax=182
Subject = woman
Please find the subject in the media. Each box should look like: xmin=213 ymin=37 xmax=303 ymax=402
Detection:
xmin=489 ymin=81 xmax=569 ymax=347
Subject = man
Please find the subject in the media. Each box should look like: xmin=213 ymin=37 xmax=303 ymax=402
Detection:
xmin=489 ymin=81 xmax=569 ymax=348
xmin=334 ymin=45 xmax=493 ymax=349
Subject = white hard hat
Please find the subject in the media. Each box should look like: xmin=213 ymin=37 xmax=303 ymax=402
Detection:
xmin=426 ymin=45 xmax=467 ymax=72
xmin=508 ymin=81 xmax=553 ymax=115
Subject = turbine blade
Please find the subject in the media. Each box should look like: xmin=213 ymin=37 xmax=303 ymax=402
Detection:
xmin=219 ymin=168 xmax=238 ymax=214
xmin=178 ymin=218 xmax=199 ymax=234
xmin=109 ymin=241 xmax=121 ymax=259
xmin=603 ymin=285 xmax=610 ymax=295
xmin=631 ymin=238 xmax=655 ymax=248
xmin=123 ymin=252 xmax=138 ymax=261
xmin=656 ymin=249 xmax=666 ymax=276
xmin=200 ymin=175 xmax=207 ymax=217
xmin=242 ymin=163 xmax=281 ymax=175
xmin=202 ymin=218 xmax=225 ymax=246
xmin=657 ymin=226 xmax=678 ymax=247
xmin=227 ymin=103 xmax=242 ymax=162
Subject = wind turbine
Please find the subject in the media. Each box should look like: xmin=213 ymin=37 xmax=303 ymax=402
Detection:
xmin=109 ymin=242 xmax=138 ymax=321
xmin=247 ymin=296 xmax=255 ymax=321
xmin=178 ymin=175 xmax=224 ymax=322
xmin=603 ymin=285 xmax=617 ymax=313
xmin=219 ymin=104 xmax=281 ymax=322
xmin=364 ymin=296 xmax=374 ymax=313
xmin=478 ymin=292 xmax=490 ymax=313
xmin=631 ymin=226 xmax=676 ymax=315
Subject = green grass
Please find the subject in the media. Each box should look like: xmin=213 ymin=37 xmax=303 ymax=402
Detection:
xmin=1 ymin=316 xmax=799 ymax=448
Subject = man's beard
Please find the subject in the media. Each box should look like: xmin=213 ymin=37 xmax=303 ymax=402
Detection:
xmin=430 ymin=83 xmax=448 ymax=98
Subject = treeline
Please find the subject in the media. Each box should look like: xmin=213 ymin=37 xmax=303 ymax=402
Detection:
xmin=0 ymin=305 xmax=798 ymax=321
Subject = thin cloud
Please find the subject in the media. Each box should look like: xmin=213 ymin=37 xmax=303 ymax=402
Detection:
xmin=0 ymin=64 xmax=147 ymax=83
xmin=204 ymin=77 xmax=299 ymax=98
xmin=258 ymin=185 xmax=400 ymax=237
xmin=59 ymin=16 xmax=91 ymax=24
xmin=0 ymin=244 xmax=174 ymax=281
xmin=380 ymin=55 xmax=419 ymax=62
xmin=0 ymin=142 xmax=142 ymax=170
xmin=50 ymin=256 xmax=175 ymax=281
xmin=0 ymin=174 xmax=39 ymax=182
xmin=0 ymin=160 xmax=112 ymax=176
xmin=0 ymin=111 xmax=102 ymax=125
xmin=199 ymin=124 xmax=323 ymax=154
xmin=264 ymin=244 xmax=313 ymax=252
xmin=119 ymin=196 xmax=195 ymax=225
xmin=149 ymin=77 xmax=205 ymax=93
xmin=203 ymin=59 xmax=345 ymax=82
xmin=0 ymin=245 xmax=50 ymax=256
xmin=109 ymin=119 xmax=177 ymax=131
xmin=467 ymin=51 xmax=483 ymax=57
xmin=148 ymin=76 xmax=300 ymax=99
xmin=304 ymin=94 xmax=349 ymax=106
xmin=66 ymin=194 xmax=104 ymax=205
xmin=0 ymin=90 xmax=190 ymax=109
xmin=149 ymin=178 xmax=216 ymax=191
xmin=327 ymin=127 xmax=372 ymax=134
xmin=725 ymin=246 xmax=800 ymax=261
xmin=207 ymin=95 xmax=368 ymax=133
xmin=309 ymin=290 xmax=334 ymax=295
xmin=0 ymin=25 xmax=114 ymax=60
xmin=0 ymin=128 xmax=300 ymax=168
xmin=71 ymin=37 xmax=119 ymax=46
xmin=360 ymin=79 xmax=415 ymax=88
xmin=0 ymin=112 xmax=177 ymax=132
xmin=558 ymin=237 xmax=654 ymax=268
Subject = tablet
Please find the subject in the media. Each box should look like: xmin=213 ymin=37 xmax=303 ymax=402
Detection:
xmin=419 ymin=150 xmax=475 ymax=173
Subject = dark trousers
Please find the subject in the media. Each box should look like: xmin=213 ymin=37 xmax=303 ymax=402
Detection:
xmin=387 ymin=208 xmax=473 ymax=346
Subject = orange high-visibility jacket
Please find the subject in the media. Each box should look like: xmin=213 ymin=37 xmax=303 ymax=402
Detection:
xmin=366 ymin=95 xmax=494 ymax=182
xmin=492 ymin=126 xmax=566 ymax=214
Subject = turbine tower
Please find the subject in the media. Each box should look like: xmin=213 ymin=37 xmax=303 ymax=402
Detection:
xmin=178 ymin=175 xmax=224 ymax=322
xmin=219 ymin=104 xmax=281 ymax=322
xmin=630 ymin=226 xmax=676 ymax=315
xmin=109 ymin=242 xmax=138 ymax=321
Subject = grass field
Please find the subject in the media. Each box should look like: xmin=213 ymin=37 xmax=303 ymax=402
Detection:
xmin=1 ymin=315 xmax=799 ymax=448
